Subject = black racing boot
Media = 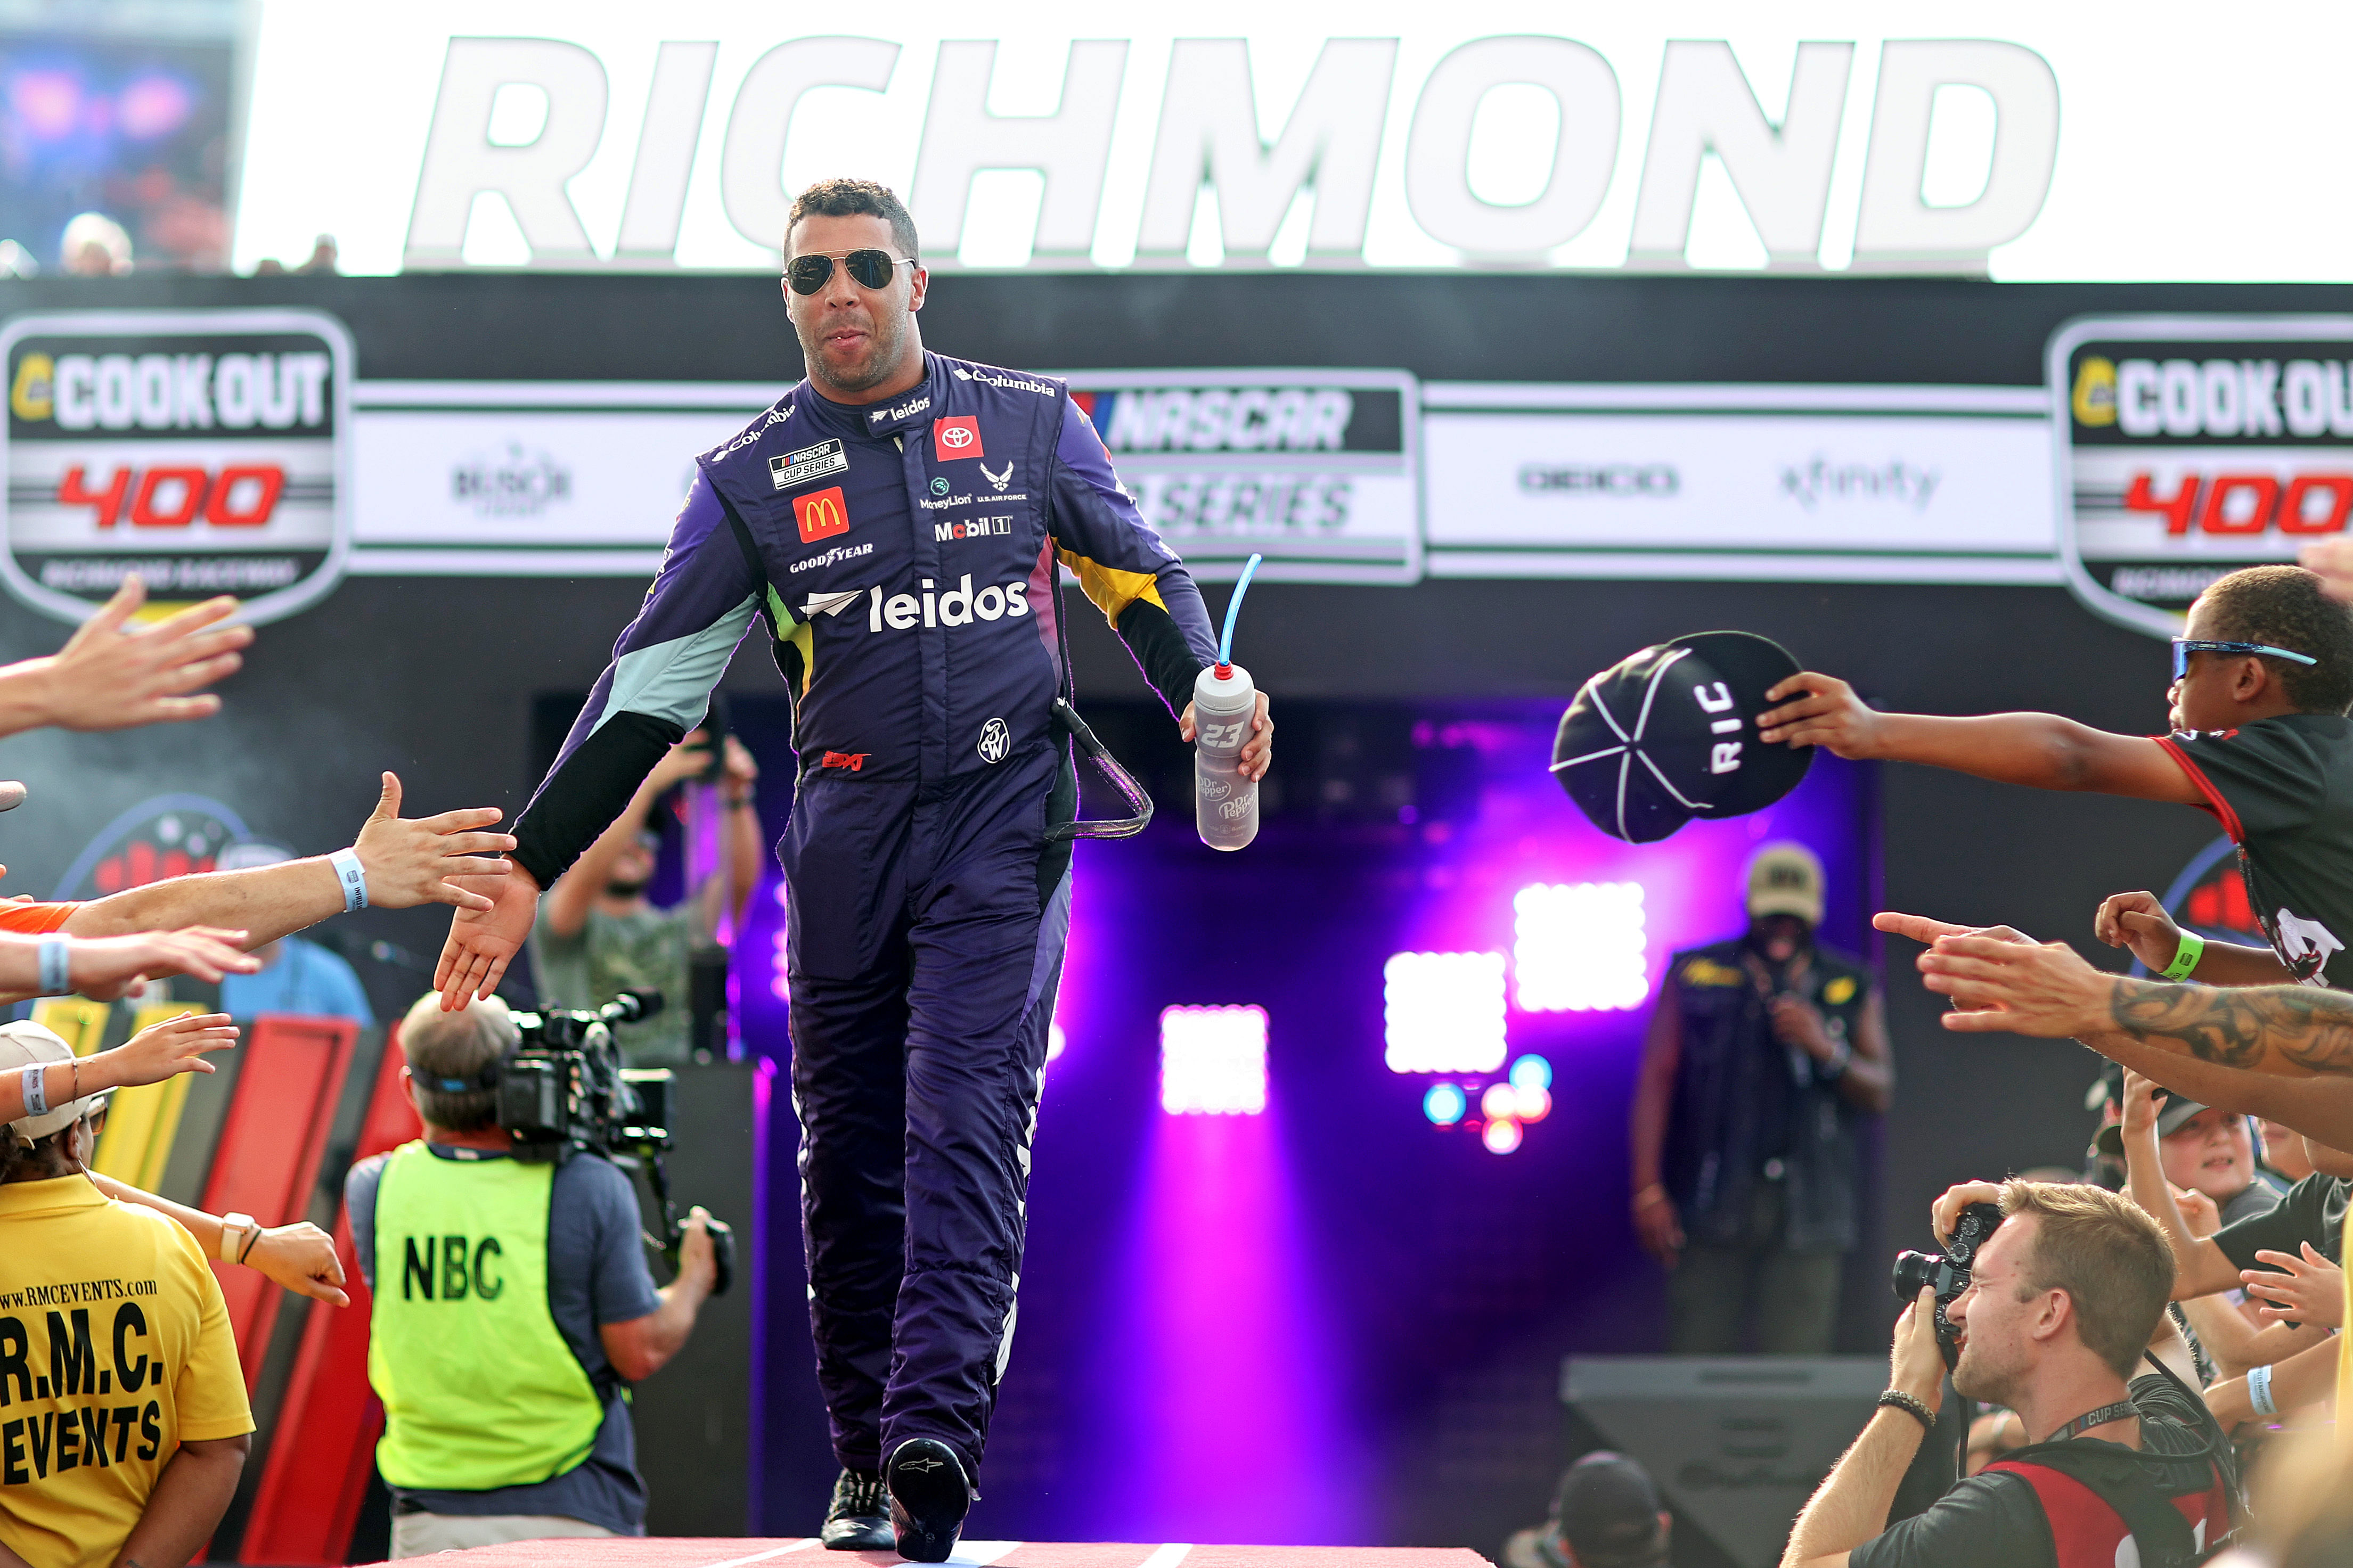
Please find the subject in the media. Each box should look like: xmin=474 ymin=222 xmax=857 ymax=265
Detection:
xmin=886 ymin=1438 xmax=973 ymax=1563
xmin=820 ymin=1467 xmax=894 ymax=1550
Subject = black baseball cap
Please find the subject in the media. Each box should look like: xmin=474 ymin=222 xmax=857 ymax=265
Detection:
xmin=1552 ymin=631 xmax=1812 ymax=842
xmin=1555 ymin=1451 xmax=1668 ymax=1568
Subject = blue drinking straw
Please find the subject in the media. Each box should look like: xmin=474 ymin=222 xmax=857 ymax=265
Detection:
xmin=1218 ymin=553 xmax=1263 ymax=668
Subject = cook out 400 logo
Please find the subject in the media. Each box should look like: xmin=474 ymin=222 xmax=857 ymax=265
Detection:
xmin=0 ymin=309 xmax=354 ymax=626
xmin=2049 ymin=315 xmax=2353 ymax=638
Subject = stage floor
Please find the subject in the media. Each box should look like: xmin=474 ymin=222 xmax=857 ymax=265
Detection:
xmin=417 ymin=1541 xmax=1489 ymax=1567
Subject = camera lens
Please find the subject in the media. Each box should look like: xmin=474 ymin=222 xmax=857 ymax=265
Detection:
xmin=1891 ymin=1250 xmax=1940 ymax=1301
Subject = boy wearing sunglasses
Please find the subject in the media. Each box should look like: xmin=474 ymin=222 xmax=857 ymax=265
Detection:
xmin=1759 ymin=564 xmax=2353 ymax=988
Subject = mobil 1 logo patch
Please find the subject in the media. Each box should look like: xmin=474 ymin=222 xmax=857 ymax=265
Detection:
xmin=2048 ymin=315 xmax=2353 ymax=640
xmin=770 ymin=438 xmax=847 ymax=490
xmin=0 ymin=308 xmax=354 ymax=626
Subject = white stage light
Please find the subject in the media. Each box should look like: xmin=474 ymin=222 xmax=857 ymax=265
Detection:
xmin=1514 ymin=882 xmax=1648 ymax=1012
xmin=1383 ymin=951 xmax=1507 ymax=1073
xmin=1160 ymin=1005 xmax=1269 ymax=1115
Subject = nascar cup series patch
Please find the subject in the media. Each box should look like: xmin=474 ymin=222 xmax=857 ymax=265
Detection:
xmin=2048 ymin=315 xmax=2353 ymax=639
xmin=0 ymin=309 xmax=354 ymax=626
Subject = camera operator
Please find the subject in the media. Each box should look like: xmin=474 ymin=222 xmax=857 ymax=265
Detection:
xmin=1784 ymin=1179 xmax=2232 ymax=1568
xmin=344 ymin=994 xmax=718 ymax=1556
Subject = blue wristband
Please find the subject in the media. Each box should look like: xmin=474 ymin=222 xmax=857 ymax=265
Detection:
xmin=37 ymin=935 xmax=70 ymax=996
xmin=328 ymin=848 xmax=367 ymax=913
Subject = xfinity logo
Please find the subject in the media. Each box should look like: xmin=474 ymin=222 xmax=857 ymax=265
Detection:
xmin=865 ymin=574 xmax=1032 ymax=630
xmin=871 ymin=395 xmax=931 ymax=423
xmin=1779 ymin=457 xmax=1939 ymax=512
xmin=935 ymin=516 xmax=1012 ymax=542
xmin=788 ymin=539 xmax=873 ymax=574
xmin=1518 ymin=463 xmax=1678 ymax=496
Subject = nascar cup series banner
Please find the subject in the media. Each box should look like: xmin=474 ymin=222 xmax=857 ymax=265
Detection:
xmin=0 ymin=305 xmax=2335 ymax=633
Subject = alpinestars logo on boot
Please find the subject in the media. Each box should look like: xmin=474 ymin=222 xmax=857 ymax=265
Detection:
xmin=794 ymin=486 xmax=849 ymax=544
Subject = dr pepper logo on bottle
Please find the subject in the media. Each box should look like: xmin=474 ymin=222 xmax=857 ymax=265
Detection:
xmin=0 ymin=308 xmax=354 ymax=626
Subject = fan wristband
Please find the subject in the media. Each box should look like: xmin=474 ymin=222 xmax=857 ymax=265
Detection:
xmin=2250 ymin=1363 xmax=2277 ymax=1417
xmin=19 ymin=1062 xmax=47 ymax=1118
xmin=36 ymin=935 xmax=69 ymax=996
xmin=328 ymin=849 xmax=368 ymax=913
xmin=217 ymin=1212 xmax=257 ymax=1265
xmin=2162 ymin=931 xmax=2205 ymax=982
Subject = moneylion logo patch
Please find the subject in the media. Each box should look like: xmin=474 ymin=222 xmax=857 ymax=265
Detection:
xmin=0 ymin=307 xmax=354 ymax=626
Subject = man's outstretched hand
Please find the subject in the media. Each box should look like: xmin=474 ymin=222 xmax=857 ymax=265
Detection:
xmin=354 ymin=773 xmax=516 ymax=911
xmin=1874 ymin=910 xmax=2115 ymax=1039
xmin=435 ymin=862 xmax=538 ymax=1009
xmin=0 ymin=575 xmax=253 ymax=735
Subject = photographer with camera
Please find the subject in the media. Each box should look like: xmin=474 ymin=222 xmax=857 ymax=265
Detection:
xmin=344 ymin=994 xmax=718 ymax=1556
xmin=1784 ymin=1179 xmax=2233 ymax=1568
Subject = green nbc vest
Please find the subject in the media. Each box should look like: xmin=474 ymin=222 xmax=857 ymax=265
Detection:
xmin=366 ymin=1142 xmax=605 ymax=1490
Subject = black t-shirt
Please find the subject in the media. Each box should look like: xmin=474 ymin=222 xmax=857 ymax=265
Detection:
xmin=1849 ymin=1375 xmax=2225 ymax=1568
xmin=2158 ymin=715 xmax=2353 ymax=986
xmin=2212 ymin=1171 xmax=2349 ymax=1271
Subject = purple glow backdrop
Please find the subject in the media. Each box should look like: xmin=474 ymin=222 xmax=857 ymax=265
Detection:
xmin=736 ymin=698 xmax=1878 ymax=1547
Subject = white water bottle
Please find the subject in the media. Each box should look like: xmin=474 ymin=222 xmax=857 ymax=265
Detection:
xmin=1194 ymin=660 xmax=1259 ymax=851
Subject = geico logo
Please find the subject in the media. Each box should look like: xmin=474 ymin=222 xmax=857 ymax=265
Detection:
xmin=1517 ymin=463 xmax=1679 ymax=496
xmin=1104 ymin=388 xmax=1352 ymax=453
xmin=54 ymin=464 xmax=285 ymax=529
xmin=20 ymin=351 xmax=331 ymax=432
xmin=2123 ymin=470 xmax=2353 ymax=536
xmin=865 ymin=576 xmax=1031 ymax=631
xmin=2104 ymin=357 xmax=2353 ymax=439
xmin=934 ymin=517 xmax=1012 ymax=541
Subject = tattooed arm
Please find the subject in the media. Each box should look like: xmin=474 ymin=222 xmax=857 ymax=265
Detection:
xmin=1876 ymin=909 xmax=2353 ymax=1148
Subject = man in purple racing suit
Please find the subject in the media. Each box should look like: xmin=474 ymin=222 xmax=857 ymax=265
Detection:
xmin=435 ymin=179 xmax=1273 ymax=1559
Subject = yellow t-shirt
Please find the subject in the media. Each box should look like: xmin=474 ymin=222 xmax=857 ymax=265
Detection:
xmin=0 ymin=1175 xmax=254 ymax=1568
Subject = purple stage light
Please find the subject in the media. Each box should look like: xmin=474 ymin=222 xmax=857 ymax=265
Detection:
xmin=1514 ymin=882 xmax=1648 ymax=1012
xmin=1159 ymin=1004 xmax=1268 ymax=1115
xmin=1509 ymin=1053 xmax=1553 ymax=1089
xmin=1482 ymin=1117 xmax=1523 ymax=1155
xmin=1423 ymin=1082 xmax=1467 ymax=1126
xmin=1383 ymin=950 xmax=1507 ymax=1072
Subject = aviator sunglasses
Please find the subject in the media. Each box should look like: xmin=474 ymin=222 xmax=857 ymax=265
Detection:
xmin=2170 ymin=638 xmax=2319 ymax=682
xmin=786 ymin=249 xmax=916 ymax=295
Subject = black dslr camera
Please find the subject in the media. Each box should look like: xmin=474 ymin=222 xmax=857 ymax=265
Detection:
xmin=497 ymin=990 xmax=735 ymax=1295
xmin=1890 ymin=1201 xmax=2000 ymax=1370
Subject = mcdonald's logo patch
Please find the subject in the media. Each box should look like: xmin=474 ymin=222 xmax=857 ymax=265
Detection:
xmin=794 ymin=486 xmax=849 ymax=544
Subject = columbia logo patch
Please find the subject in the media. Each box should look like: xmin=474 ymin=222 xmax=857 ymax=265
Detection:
xmin=770 ymin=439 xmax=848 ymax=490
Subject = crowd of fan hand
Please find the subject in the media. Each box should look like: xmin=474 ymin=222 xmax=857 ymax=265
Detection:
xmin=0 ymin=577 xmax=513 ymax=1568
